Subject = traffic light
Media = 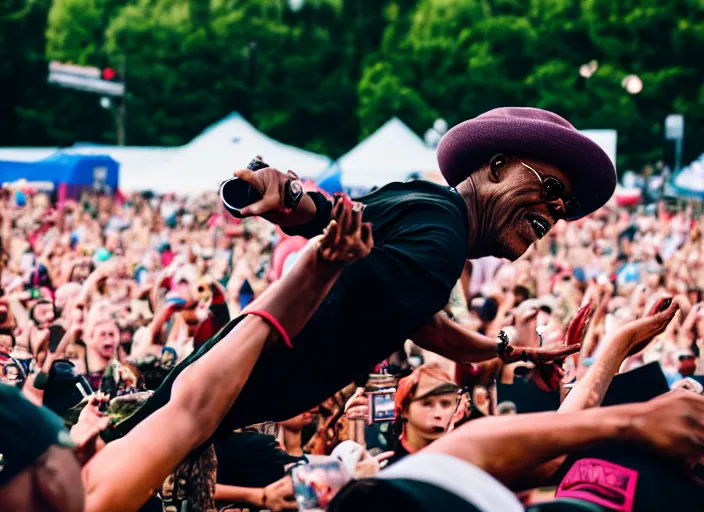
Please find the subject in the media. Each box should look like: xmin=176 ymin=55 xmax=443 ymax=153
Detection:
xmin=102 ymin=67 xmax=116 ymax=81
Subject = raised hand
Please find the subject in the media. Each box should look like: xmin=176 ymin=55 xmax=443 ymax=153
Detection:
xmin=617 ymin=297 xmax=679 ymax=356
xmin=564 ymin=303 xmax=594 ymax=349
xmin=510 ymin=307 xmax=539 ymax=348
xmin=531 ymin=304 xmax=592 ymax=391
xmin=500 ymin=342 xmax=582 ymax=365
xmin=71 ymin=393 xmax=110 ymax=464
xmin=501 ymin=305 xmax=592 ymax=367
xmin=344 ymin=387 xmax=370 ymax=422
xmin=317 ymin=194 xmax=373 ymax=264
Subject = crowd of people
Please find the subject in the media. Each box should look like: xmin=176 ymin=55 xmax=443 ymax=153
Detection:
xmin=1 ymin=107 xmax=704 ymax=511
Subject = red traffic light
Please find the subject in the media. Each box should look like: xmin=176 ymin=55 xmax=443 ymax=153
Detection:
xmin=102 ymin=67 xmax=116 ymax=81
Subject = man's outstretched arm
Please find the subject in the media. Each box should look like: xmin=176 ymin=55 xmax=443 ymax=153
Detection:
xmin=413 ymin=311 xmax=580 ymax=365
xmin=425 ymin=390 xmax=704 ymax=488
xmin=81 ymin=201 xmax=372 ymax=512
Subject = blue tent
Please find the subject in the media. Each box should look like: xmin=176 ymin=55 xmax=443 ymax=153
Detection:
xmin=315 ymin=164 xmax=343 ymax=195
xmin=0 ymin=153 xmax=119 ymax=193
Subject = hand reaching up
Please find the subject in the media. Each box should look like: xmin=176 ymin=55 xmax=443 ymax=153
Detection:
xmin=500 ymin=305 xmax=593 ymax=366
xmin=316 ymin=194 xmax=373 ymax=264
xmin=564 ymin=303 xmax=594 ymax=349
xmin=617 ymin=297 xmax=679 ymax=356
xmin=71 ymin=394 xmax=110 ymax=464
xmin=500 ymin=342 xmax=582 ymax=366
xmin=532 ymin=304 xmax=594 ymax=391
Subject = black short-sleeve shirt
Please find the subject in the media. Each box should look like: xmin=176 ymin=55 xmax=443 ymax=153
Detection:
xmin=230 ymin=181 xmax=469 ymax=425
xmin=107 ymin=181 xmax=470 ymax=439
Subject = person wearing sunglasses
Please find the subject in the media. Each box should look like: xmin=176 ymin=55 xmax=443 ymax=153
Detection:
xmin=112 ymin=108 xmax=616 ymax=443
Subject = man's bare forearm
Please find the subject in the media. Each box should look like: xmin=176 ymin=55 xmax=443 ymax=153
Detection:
xmin=413 ymin=312 xmax=498 ymax=363
xmin=425 ymin=404 xmax=634 ymax=486
xmin=244 ymin=248 xmax=344 ymax=341
xmin=559 ymin=333 xmax=629 ymax=413
xmin=214 ymin=484 xmax=263 ymax=506
xmin=83 ymin=248 xmax=350 ymax=511
xmin=173 ymin=248 xmax=344 ymax=431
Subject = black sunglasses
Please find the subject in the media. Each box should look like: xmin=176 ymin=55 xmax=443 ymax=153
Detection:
xmin=519 ymin=160 xmax=582 ymax=219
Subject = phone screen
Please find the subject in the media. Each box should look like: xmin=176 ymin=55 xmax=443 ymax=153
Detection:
xmin=368 ymin=390 xmax=396 ymax=423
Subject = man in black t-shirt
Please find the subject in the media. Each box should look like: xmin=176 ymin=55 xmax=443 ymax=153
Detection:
xmin=112 ymin=107 xmax=617 ymax=436
xmin=217 ymin=108 xmax=615 ymax=425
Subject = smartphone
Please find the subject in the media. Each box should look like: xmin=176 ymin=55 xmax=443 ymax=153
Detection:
xmin=219 ymin=158 xmax=267 ymax=218
xmin=291 ymin=460 xmax=351 ymax=511
xmin=48 ymin=324 xmax=66 ymax=353
xmin=367 ymin=389 xmax=396 ymax=424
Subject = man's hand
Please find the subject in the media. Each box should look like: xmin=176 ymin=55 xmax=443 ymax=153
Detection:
xmin=232 ymin=164 xmax=295 ymax=220
xmin=71 ymin=394 xmax=110 ymax=464
xmin=616 ymin=297 xmax=679 ymax=356
xmin=262 ymin=476 xmax=297 ymax=511
xmin=316 ymin=195 xmax=373 ymax=263
xmin=344 ymin=387 xmax=370 ymax=422
xmin=501 ymin=344 xmax=582 ymax=365
xmin=228 ymin=155 xmax=318 ymax=227
xmin=631 ymin=390 xmax=704 ymax=460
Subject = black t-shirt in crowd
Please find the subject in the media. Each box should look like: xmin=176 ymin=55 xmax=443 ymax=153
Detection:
xmin=555 ymin=442 xmax=704 ymax=512
xmin=215 ymin=431 xmax=302 ymax=489
xmin=387 ymin=438 xmax=411 ymax=466
xmin=107 ymin=181 xmax=469 ymax=441
xmin=229 ymin=181 xmax=470 ymax=426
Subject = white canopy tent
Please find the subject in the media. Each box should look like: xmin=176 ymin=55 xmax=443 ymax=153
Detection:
xmin=65 ymin=144 xmax=177 ymax=191
xmin=0 ymin=114 xmax=330 ymax=195
xmin=334 ymin=118 xmax=438 ymax=191
xmin=134 ymin=113 xmax=331 ymax=194
xmin=580 ymin=129 xmax=618 ymax=167
xmin=673 ymin=154 xmax=704 ymax=199
xmin=332 ymin=121 xmax=618 ymax=193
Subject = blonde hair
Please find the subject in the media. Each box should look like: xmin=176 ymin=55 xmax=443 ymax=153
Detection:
xmin=85 ymin=302 xmax=118 ymax=338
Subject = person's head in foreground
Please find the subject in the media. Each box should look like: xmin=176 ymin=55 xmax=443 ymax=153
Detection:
xmin=393 ymin=365 xmax=459 ymax=453
xmin=437 ymin=107 xmax=616 ymax=260
xmin=0 ymin=383 xmax=83 ymax=512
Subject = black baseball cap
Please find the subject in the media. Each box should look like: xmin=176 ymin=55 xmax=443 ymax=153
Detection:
xmin=0 ymin=383 xmax=74 ymax=487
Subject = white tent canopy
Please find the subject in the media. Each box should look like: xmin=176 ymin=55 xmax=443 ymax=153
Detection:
xmin=0 ymin=114 xmax=330 ymax=195
xmin=673 ymin=154 xmax=704 ymax=198
xmin=580 ymin=129 xmax=618 ymax=167
xmin=334 ymin=118 xmax=438 ymax=190
xmin=133 ymin=113 xmax=331 ymax=194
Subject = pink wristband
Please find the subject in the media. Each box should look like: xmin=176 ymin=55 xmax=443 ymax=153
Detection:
xmin=246 ymin=310 xmax=292 ymax=348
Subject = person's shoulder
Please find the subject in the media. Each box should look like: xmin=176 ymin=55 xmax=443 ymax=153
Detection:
xmin=362 ymin=181 xmax=465 ymax=210
xmin=364 ymin=181 xmax=468 ymax=232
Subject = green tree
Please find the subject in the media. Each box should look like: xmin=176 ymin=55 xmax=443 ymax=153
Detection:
xmin=0 ymin=0 xmax=55 ymax=146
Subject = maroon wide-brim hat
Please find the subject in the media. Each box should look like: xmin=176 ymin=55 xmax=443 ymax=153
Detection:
xmin=437 ymin=107 xmax=617 ymax=220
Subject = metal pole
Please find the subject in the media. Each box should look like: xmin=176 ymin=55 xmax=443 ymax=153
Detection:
xmin=117 ymin=56 xmax=127 ymax=146
xmin=674 ymin=137 xmax=683 ymax=174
